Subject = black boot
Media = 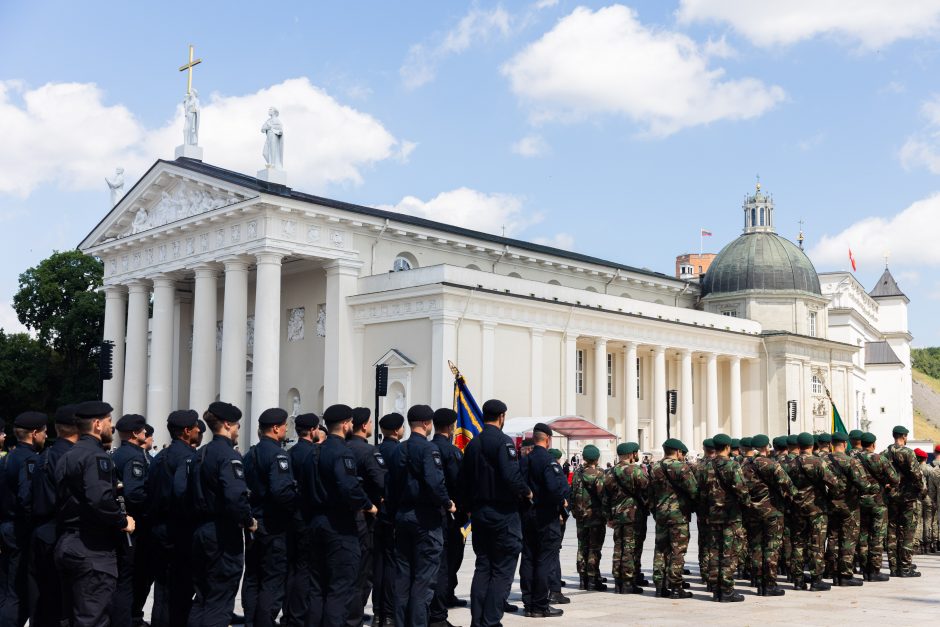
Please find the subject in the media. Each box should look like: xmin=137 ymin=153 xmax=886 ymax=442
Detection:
xmin=591 ymin=576 xmax=608 ymax=591
xmin=549 ymin=591 xmax=570 ymax=604
xmin=793 ymin=575 xmax=807 ymax=591
xmin=755 ymin=584 xmax=764 ymax=596
xmin=712 ymin=590 xmax=722 ymax=602
xmin=810 ymin=576 xmax=831 ymax=591
xmin=720 ymin=591 xmax=745 ymax=603
xmin=868 ymin=571 xmax=889 ymax=582
xmin=579 ymin=574 xmax=587 ymax=590
xmin=840 ymin=575 xmax=862 ymax=587
xmin=613 ymin=578 xmax=624 ymax=594
xmin=628 ymin=584 xmax=644 ymax=594
xmin=668 ymin=587 xmax=693 ymax=599
xmin=634 ymin=574 xmax=650 ymax=587
xmin=765 ymin=583 xmax=785 ymax=596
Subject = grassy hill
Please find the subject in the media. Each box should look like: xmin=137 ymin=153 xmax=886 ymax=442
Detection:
xmin=912 ymin=348 xmax=940 ymax=442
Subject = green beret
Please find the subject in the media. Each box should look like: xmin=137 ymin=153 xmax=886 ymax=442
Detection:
xmin=849 ymin=429 xmax=863 ymax=440
xmin=679 ymin=443 xmax=689 ymax=454
xmin=617 ymin=442 xmax=639 ymax=455
xmin=731 ymin=438 xmax=741 ymax=448
xmin=786 ymin=434 xmax=798 ymax=446
xmin=582 ymin=445 xmax=600 ymax=461
xmin=812 ymin=434 xmax=819 ymax=445
xmin=797 ymin=432 xmax=814 ymax=447
xmin=832 ymin=432 xmax=848 ymax=443
xmin=703 ymin=438 xmax=715 ymax=449
xmin=740 ymin=436 xmax=753 ymax=448
xmin=893 ymin=425 xmax=909 ymax=436
xmin=751 ymin=434 xmax=769 ymax=448
xmin=860 ymin=432 xmax=876 ymax=445
xmin=817 ymin=433 xmax=832 ymax=444
xmin=713 ymin=433 xmax=732 ymax=448
xmin=549 ymin=448 xmax=563 ymax=460
xmin=772 ymin=436 xmax=787 ymax=449
xmin=663 ymin=438 xmax=683 ymax=451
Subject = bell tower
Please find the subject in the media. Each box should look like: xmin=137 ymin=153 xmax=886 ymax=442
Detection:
xmin=742 ymin=177 xmax=774 ymax=234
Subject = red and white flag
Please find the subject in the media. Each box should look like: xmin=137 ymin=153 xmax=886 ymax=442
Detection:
xmin=701 ymin=228 xmax=712 ymax=237
xmin=848 ymin=248 xmax=857 ymax=272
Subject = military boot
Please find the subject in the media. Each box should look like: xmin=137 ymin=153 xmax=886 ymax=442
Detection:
xmin=668 ymin=587 xmax=693 ymax=599
xmin=839 ymin=575 xmax=862 ymax=587
xmin=755 ymin=583 xmax=765 ymax=596
xmin=634 ymin=574 xmax=650 ymax=587
xmin=720 ymin=591 xmax=745 ymax=603
xmin=613 ymin=578 xmax=624 ymax=594
xmin=590 ymin=577 xmax=608 ymax=591
xmin=792 ymin=575 xmax=807 ymax=590
xmin=764 ymin=583 xmax=785 ymax=596
xmin=809 ymin=576 xmax=831 ymax=591
xmin=579 ymin=574 xmax=588 ymax=590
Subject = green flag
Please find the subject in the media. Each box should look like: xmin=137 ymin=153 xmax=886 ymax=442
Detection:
xmin=832 ymin=402 xmax=850 ymax=448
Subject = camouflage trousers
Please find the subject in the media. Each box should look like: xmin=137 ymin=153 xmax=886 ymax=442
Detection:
xmin=859 ymin=505 xmax=887 ymax=574
xmin=915 ymin=500 xmax=936 ymax=550
xmin=790 ymin=513 xmax=827 ymax=580
xmin=634 ymin=516 xmax=648 ymax=580
xmin=652 ymin=522 xmax=689 ymax=589
xmin=610 ymin=523 xmax=637 ymax=581
xmin=744 ymin=514 xmax=784 ymax=586
xmin=696 ymin=514 xmax=709 ymax=579
xmin=706 ymin=521 xmax=741 ymax=594
xmin=576 ymin=524 xmax=605 ymax=578
xmin=781 ymin=512 xmax=792 ymax=575
xmin=825 ymin=506 xmax=860 ymax=578
xmin=886 ymin=500 xmax=916 ymax=573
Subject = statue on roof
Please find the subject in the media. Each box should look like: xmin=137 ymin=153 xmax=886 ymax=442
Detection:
xmin=183 ymin=89 xmax=200 ymax=146
xmin=261 ymin=107 xmax=284 ymax=170
xmin=105 ymin=167 xmax=125 ymax=206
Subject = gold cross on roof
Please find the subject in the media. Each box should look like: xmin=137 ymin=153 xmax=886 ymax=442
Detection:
xmin=179 ymin=44 xmax=202 ymax=94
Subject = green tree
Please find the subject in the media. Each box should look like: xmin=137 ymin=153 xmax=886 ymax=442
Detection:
xmin=12 ymin=250 xmax=104 ymax=405
xmin=913 ymin=348 xmax=940 ymax=380
xmin=0 ymin=331 xmax=57 ymax=418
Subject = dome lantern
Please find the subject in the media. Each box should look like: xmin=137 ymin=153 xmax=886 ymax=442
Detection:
xmin=743 ymin=177 xmax=774 ymax=234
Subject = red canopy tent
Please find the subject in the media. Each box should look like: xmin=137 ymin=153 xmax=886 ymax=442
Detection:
xmin=502 ymin=416 xmax=618 ymax=441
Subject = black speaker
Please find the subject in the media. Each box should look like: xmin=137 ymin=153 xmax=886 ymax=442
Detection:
xmin=787 ymin=400 xmax=798 ymax=422
xmin=375 ymin=364 xmax=389 ymax=397
xmin=667 ymin=389 xmax=678 ymax=415
xmin=99 ymin=340 xmax=114 ymax=381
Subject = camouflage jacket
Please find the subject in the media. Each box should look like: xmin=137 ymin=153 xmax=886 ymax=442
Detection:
xmin=741 ymin=454 xmax=797 ymax=520
xmin=826 ymin=451 xmax=875 ymax=514
xmin=649 ymin=458 xmax=698 ymax=526
xmin=604 ymin=461 xmax=649 ymax=525
xmin=784 ymin=452 xmax=840 ymax=516
xmin=700 ymin=456 xmax=751 ymax=524
xmin=919 ymin=462 xmax=939 ymax=507
xmin=929 ymin=459 xmax=940 ymax=505
xmin=571 ymin=465 xmax=606 ymax=526
xmin=883 ymin=444 xmax=928 ymax=502
xmin=694 ymin=458 xmax=712 ymax=521
xmin=856 ymin=450 xmax=899 ymax=509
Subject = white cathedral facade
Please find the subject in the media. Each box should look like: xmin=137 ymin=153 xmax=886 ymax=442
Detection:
xmin=81 ymin=157 xmax=913 ymax=456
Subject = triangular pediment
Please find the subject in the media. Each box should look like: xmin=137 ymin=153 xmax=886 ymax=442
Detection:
xmin=373 ymin=349 xmax=417 ymax=368
xmin=80 ymin=159 xmax=255 ymax=250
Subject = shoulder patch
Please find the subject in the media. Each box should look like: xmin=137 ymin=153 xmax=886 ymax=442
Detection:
xmin=374 ymin=452 xmax=385 ymax=467
xmin=343 ymin=456 xmax=356 ymax=472
xmin=506 ymin=442 xmax=518 ymax=459
xmin=276 ymin=455 xmax=290 ymax=473
xmin=131 ymin=461 xmax=145 ymax=479
xmin=552 ymin=463 xmax=561 ymax=474
xmin=98 ymin=457 xmax=112 ymax=473
xmin=232 ymin=459 xmax=245 ymax=480
xmin=25 ymin=459 xmax=36 ymax=478
xmin=431 ymin=450 xmax=443 ymax=467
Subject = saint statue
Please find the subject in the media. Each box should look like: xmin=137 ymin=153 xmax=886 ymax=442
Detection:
xmin=261 ymin=107 xmax=284 ymax=169
xmin=105 ymin=167 xmax=125 ymax=206
xmin=183 ymin=89 xmax=200 ymax=146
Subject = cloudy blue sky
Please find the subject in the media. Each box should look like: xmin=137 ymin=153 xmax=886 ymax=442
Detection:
xmin=2 ymin=1 xmax=940 ymax=344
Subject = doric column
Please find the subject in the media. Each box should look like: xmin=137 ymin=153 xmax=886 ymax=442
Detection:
xmin=624 ymin=342 xmax=638 ymax=442
xmin=653 ymin=346 xmax=667 ymax=448
xmin=430 ymin=314 xmax=458 ymax=408
xmin=481 ymin=321 xmax=497 ymax=401
xmin=251 ymin=252 xmax=284 ymax=431
xmin=680 ymin=349 xmax=694 ymax=449
xmin=593 ymin=338 xmax=608 ymax=425
xmin=123 ymin=280 xmax=150 ymax=415
xmin=563 ymin=333 xmax=578 ymax=415
xmin=147 ymin=274 xmax=176 ymax=425
xmin=706 ymin=353 xmax=719 ymax=436
xmin=219 ymin=257 xmax=249 ymax=411
xmin=189 ymin=264 xmax=219 ymax=414
xmin=102 ymin=285 xmax=127 ymax=419
xmin=324 ymin=259 xmax=361 ymax=407
xmin=730 ymin=355 xmax=743 ymax=438
xmin=530 ymin=328 xmax=544 ymax=416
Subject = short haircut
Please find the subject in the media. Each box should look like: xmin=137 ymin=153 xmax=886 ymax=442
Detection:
xmin=713 ymin=444 xmax=730 ymax=453
xmin=55 ymin=423 xmax=78 ymax=438
xmin=297 ymin=427 xmax=311 ymax=438
xmin=13 ymin=427 xmax=31 ymax=442
xmin=532 ymin=431 xmax=549 ymax=444
xmin=76 ymin=417 xmax=96 ymax=435
xmin=204 ymin=413 xmax=225 ymax=434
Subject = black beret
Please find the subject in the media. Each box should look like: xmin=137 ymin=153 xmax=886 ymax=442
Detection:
xmin=533 ymin=422 xmax=553 ymax=437
xmin=433 ymin=408 xmax=458 ymax=427
xmin=54 ymin=404 xmax=77 ymax=425
xmin=379 ymin=413 xmax=404 ymax=430
xmin=167 ymin=409 xmax=199 ymax=428
xmin=197 ymin=419 xmax=206 ymax=434
xmin=352 ymin=407 xmax=371 ymax=427
xmin=832 ymin=432 xmax=848 ymax=443
xmin=74 ymin=401 xmax=113 ymax=419
xmin=482 ymin=399 xmax=507 ymax=419
xmin=144 ymin=424 xmax=154 ymax=437
xmin=295 ymin=413 xmax=320 ymax=429
xmin=258 ymin=407 xmax=288 ymax=426
xmin=323 ymin=404 xmax=353 ymax=424
xmin=208 ymin=401 xmax=241 ymax=422
xmin=521 ymin=438 xmax=534 ymax=447
xmin=14 ymin=411 xmax=47 ymax=430
xmin=407 ymin=405 xmax=434 ymax=423
xmin=115 ymin=414 xmax=146 ymax=432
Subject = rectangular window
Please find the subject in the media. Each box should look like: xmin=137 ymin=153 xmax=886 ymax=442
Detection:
xmin=721 ymin=310 xmax=737 ymax=317
xmin=607 ymin=353 xmax=614 ymax=397
xmin=636 ymin=357 xmax=643 ymax=400
xmin=811 ymin=375 xmax=822 ymax=395
xmin=809 ymin=312 xmax=817 ymax=337
xmin=576 ymin=349 xmax=584 ymax=395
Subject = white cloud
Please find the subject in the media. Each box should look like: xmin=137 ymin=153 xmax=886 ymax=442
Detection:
xmin=0 ymin=302 xmax=28 ymax=335
xmin=401 ymin=7 xmax=512 ymax=89
xmin=703 ymin=35 xmax=736 ymax=59
xmin=676 ymin=0 xmax=940 ymax=48
xmin=534 ymin=0 xmax=560 ymax=9
xmin=533 ymin=232 xmax=574 ymax=250
xmin=899 ymin=95 xmax=940 ymax=173
xmin=379 ymin=187 xmax=540 ymax=236
xmin=511 ymin=134 xmax=550 ymax=157
xmin=810 ymin=193 xmax=940 ymax=269
xmin=0 ymin=77 xmax=406 ymax=197
xmin=501 ymin=5 xmax=785 ymax=136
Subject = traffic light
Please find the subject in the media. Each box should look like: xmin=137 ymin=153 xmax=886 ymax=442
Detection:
xmin=667 ymin=389 xmax=678 ymax=415
xmin=99 ymin=340 xmax=114 ymax=381
xmin=375 ymin=364 xmax=389 ymax=397
xmin=787 ymin=400 xmax=798 ymax=422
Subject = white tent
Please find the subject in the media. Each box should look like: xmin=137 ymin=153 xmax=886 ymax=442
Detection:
xmin=502 ymin=416 xmax=618 ymax=441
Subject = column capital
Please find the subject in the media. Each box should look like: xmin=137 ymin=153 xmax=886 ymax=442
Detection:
xmin=651 ymin=345 xmax=665 ymax=355
xmin=125 ymin=278 xmax=152 ymax=293
xmin=103 ymin=284 xmax=128 ymax=297
xmin=622 ymin=340 xmax=637 ymax=351
xmin=677 ymin=347 xmax=692 ymax=357
xmin=220 ymin=254 xmax=252 ymax=272
xmin=729 ymin=354 xmax=742 ymax=364
xmin=193 ymin=263 xmax=221 ymax=279
xmin=593 ymin=337 xmax=607 ymax=348
xmin=151 ymin=273 xmax=178 ymax=289
xmin=482 ymin=320 xmax=498 ymax=331
xmin=429 ymin=312 xmax=460 ymax=325
xmin=255 ymin=251 xmax=285 ymax=266
xmin=324 ymin=258 xmax=363 ymax=276
xmin=530 ymin=327 xmax=545 ymax=338
xmin=705 ymin=352 xmax=718 ymax=363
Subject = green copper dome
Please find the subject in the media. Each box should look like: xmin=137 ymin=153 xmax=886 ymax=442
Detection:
xmin=702 ymin=231 xmax=821 ymax=297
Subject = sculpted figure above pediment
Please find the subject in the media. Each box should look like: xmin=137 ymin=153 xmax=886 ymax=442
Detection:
xmin=128 ymin=181 xmax=241 ymax=235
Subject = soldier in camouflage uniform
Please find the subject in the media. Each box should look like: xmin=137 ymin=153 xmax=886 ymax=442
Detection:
xmin=700 ymin=433 xmax=751 ymax=602
xmin=782 ymin=432 xmax=839 ymax=591
xmin=883 ymin=425 xmax=927 ymax=576
xmin=825 ymin=432 xmax=875 ymax=586
xmin=930 ymin=446 xmax=940 ymax=552
xmin=856 ymin=432 xmax=898 ymax=581
xmin=737 ymin=437 xmax=756 ymax=581
xmin=649 ymin=438 xmax=697 ymax=600
xmin=741 ymin=434 xmax=797 ymax=596
xmin=913 ymin=448 xmax=933 ymax=554
xmin=603 ymin=442 xmax=647 ymax=594
xmin=695 ymin=439 xmax=716 ymax=584
xmin=570 ymin=445 xmax=607 ymax=591
xmin=849 ymin=429 xmax=866 ymax=573
xmin=781 ymin=434 xmax=800 ymax=580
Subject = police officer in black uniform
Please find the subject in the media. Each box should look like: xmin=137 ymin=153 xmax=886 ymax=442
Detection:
xmin=186 ymin=401 xmax=255 ymax=627
xmin=1 ymin=410 xmax=48 ymax=626
xmin=282 ymin=412 xmax=320 ymax=624
xmin=305 ymin=404 xmax=377 ymax=626
xmin=27 ymin=405 xmax=79 ymax=627
xmin=519 ymin=423 xmax=566 ymax=618
xmin=242 ymin=407 xmax=298 ymax=627
xmin=148 ymin=409 xmax=201 ymax=627
xmin=458 ymin=399 xmax=531 ymax=627
xmin=373 ymin=412 xmax=405 ymax=627
xmin=386 ymin=405 xmax=455 ymax=627
xmin=108 ymin=413 xmax=150 ymax=627
xmin=346 ymin=407 xmax=386 ymax=627
xmin=429 ymin=407 xmax=467 ymax=625
xmin=54 ymin=400 xmax=136 ymax=627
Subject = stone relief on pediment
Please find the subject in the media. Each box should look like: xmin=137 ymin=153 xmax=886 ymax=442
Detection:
xmin=128 ymin=182 xmax=241 ymax=235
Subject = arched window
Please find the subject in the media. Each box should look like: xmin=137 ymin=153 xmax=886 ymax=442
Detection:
xmin=751 ymin=208 xmax=756 ymax=227
xmin=466 ymin=264 xmax=481 ymax=271
xmin=585 ymin=286 xmax=598 ymax=293
xmin=392 ymin=252 xmax=417 ymax=272
xmin=548 ymin=279 xmax=561 ymax=286
xmin=508 ymin=272 xmax=522 ymax=279
xmin=759 ymin=207 xmax=765 ymax=226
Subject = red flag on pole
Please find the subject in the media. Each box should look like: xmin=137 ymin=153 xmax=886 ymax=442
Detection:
xmin=849 ymin=248 xmax=857 ymax=272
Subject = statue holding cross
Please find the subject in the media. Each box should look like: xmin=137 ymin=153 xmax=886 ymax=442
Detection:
xmin=179 ymin=45 xmax=202 ymax=147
